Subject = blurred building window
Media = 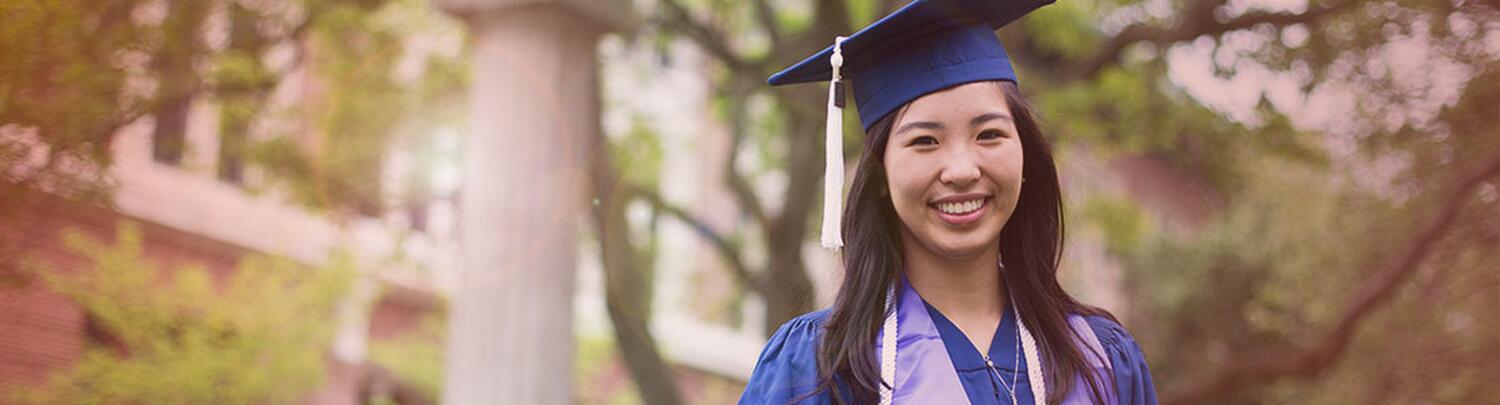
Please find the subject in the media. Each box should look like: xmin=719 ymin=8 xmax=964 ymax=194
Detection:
xmin=151 ymin=97 xmax=190 ymax=165
xmin=217 ymin=131 xmax=245 ymax=184
xmin=83 ymin=314 xmax=127 ymax=356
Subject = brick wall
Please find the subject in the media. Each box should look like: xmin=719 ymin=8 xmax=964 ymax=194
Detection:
xmin=0 ymin=192 xmax=248 ymax=400
xmin=0 ymin=192 xmax=443 ymax=404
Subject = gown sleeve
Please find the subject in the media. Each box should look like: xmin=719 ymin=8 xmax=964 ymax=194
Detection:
xmin=739 ymin=310 xmax=831 ymax=405
xmin=1087 ymin=316 xmax=1159 ymax=405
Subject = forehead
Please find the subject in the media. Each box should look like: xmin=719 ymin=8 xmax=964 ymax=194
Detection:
xmin=896 ymin=81 xmax=1010 ymax=124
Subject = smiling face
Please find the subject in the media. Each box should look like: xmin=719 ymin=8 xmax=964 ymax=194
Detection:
xmin=883 ymin=81 xmax=1024 ymax=261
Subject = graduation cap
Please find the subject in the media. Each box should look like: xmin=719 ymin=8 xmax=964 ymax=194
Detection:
xmin=768 ymin=0 xmax=1055 ymax=250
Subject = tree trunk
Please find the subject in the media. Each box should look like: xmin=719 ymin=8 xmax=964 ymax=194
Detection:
xmin=760 ymin=104 xmax=824 ymax=333
xmin=590 ymin=130 xmax=685 ymax=405
xmin=763 ymin=240 xmax=816 ymax=334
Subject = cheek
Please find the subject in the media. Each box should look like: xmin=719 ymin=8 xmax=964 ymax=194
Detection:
xmin=884 ymin=173 xmax=921 ymax=214
xmin=982 ymin=144 xmax=1025 ymax=185
xmin=883 ymin=154 xmax=934 ymax=209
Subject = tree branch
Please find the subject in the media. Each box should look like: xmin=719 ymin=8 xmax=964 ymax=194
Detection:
xmin=1071 ymin=0 xmax=1360 ymax=80
xmin=591 ymin=134 xmax=686 ymax=405
xmin=657 ymin=0 xmax=760 ymax=72
xmin=751 ymin=0 xmax=785 ymax=54
xmin=718 ymin=81 xmax=774 ymax=232
xmin=633 ymin=186 xmax=767 ymax=295
xmin=724 ymin=162 xmax=772 ymax=232
xmin=1162 ymin=151 xmax=1500 ymax=405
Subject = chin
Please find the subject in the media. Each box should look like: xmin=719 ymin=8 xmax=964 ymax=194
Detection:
xmin=919 ymin=228 xmax=1002 ymax=260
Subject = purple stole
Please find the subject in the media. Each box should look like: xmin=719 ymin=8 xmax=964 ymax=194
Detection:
xmin=875 ymin=281 xmax=1117 ymax=404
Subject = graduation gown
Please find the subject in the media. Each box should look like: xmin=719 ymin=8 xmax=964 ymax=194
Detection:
xmin=737 ymin=292 xmax=1157 ymax=405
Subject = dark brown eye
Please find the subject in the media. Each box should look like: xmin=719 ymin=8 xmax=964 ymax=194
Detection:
xmin=908 ymin=136 xmax=938 ymax=146
xmin=977 ymin=130 xmax=1004 ymax=140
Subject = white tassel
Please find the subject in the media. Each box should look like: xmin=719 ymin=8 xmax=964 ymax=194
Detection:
xmin=821 ymin=36 xmax=848 ymax=250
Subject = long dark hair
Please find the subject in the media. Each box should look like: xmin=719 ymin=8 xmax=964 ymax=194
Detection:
xmin=813 ymin=81 xmax=1115 ymax=404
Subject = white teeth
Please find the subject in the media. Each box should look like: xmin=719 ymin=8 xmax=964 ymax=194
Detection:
xmin=936 ymin=199 xmax=983 ymax=215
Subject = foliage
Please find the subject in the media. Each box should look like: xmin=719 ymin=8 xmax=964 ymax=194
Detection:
xmin=0 ymin=0 xmax=467 ymax=214
xmin=1117 ymin=57 xmax=1500 ymax=405
xmin=1122 ymin=138 xmax=1498 ymax=403
xmin=1077 ymin=195 xmax=1148 ymax=257
xmin=609 ymin=117 xmax=665 ymax=192
xmin=10 ymin=221 xmax=356 ymax=405
xmin=248 ymin=0 xmax=467 ymax=214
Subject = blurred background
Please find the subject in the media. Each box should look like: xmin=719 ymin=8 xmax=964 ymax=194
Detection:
xmin=1 ymin=0 xmax=1496 ymax=404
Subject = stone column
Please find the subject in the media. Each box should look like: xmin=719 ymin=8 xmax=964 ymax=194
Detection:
xmin=432 ymin=1 xmax=631 ymax=404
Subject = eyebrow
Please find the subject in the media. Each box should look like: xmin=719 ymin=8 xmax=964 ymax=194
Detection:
xmin=894 ymin=121 xmax=943 ymax=136
xmin=895 ymin=112 xmax=1013 ymax=136
xmin=970 ymin=112 xmax=1013 ymax=127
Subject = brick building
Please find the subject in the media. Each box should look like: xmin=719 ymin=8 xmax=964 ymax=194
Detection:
xmin=0 ymin=48 xmax=456 ymax=403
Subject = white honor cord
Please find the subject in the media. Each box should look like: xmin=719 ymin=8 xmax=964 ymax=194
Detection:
xmin=1018 ymin=310 xmax=1046 ymax=404
xmin=820 ymin=35 xmax=848 ymax=250
xmin=879 ymin=285 xmax=897 ymax=405
xmin=880 ymin=287 xmax=1036 ymax=404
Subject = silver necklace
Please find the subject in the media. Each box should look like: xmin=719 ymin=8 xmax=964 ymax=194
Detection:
xmin=983 ymin=306 xmax=1022 ymax=404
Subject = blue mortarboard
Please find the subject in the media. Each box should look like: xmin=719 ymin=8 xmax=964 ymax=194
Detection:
xmin=769 ymin=0 xmax=1054 ymax=129
xmin=768 ymin=0 xmax=1054 ymax=250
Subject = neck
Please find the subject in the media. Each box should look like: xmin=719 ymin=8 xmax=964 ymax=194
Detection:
xmin=901 ymin=240 xmax=1006 ymax=325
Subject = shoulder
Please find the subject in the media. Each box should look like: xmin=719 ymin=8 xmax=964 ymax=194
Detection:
xmin=1078 ymin=314 xmax=1159 ymax=405
xmin=781 ymin=308 xmax=832 ymax=333
xmin=1077 ymin=314 xmax=1148 ymax=366
xmin=739 ymin=309 xmax=833 ymax=404
xmin=1080 ymin=315 xmax=1139 ymax=350
xmin=756 ymin=308 xmax=831 ymax=361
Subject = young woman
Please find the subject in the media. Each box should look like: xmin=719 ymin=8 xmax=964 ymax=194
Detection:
xmin=738 ymin=1 xmax=1157 ymax=404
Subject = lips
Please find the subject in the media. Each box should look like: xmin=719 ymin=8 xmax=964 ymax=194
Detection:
xmin=929 ymin=194 xmax=991 ymax=225
xmin=935 ymin=199 xmax=984 ymax=215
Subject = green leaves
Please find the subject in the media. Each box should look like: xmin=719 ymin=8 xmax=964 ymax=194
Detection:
xmin=1023 ymin=1 xmax=1102 ymax=61
xmin=15 ymin=222 xmax=356 ymax=405
xmin=611 ymin=118 xmax=666 ymax=191
xmin=1077 ymin=195 xmax=1147 ymax=257
xmin=0 ymin=0 xmax=466 ymax=215
xmin=1 ymin=0 xmax=138 ymax=179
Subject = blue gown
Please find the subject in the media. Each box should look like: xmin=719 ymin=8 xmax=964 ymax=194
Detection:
xmin=738 ymin=306 xmax=1157 ymax=404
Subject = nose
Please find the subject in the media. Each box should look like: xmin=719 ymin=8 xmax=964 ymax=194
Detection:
xmin=938 ymin=152 xmax=981 ymax=189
